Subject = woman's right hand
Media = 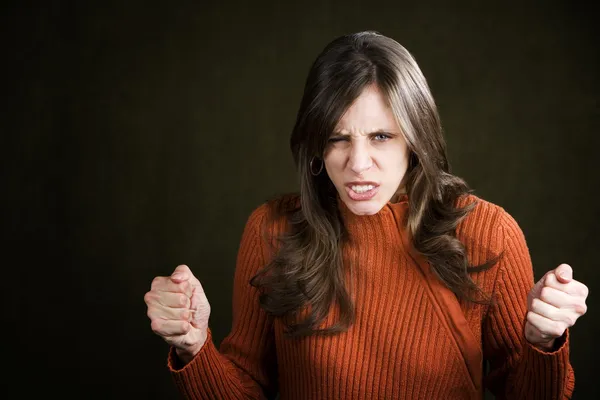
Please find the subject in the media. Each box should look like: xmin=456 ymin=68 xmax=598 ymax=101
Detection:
xmin=144 ymin=264 xmax=211 ymax=363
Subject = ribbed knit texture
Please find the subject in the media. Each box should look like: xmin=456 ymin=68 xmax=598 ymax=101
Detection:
xmin=168 ymin=194 xmax=574 ymax=399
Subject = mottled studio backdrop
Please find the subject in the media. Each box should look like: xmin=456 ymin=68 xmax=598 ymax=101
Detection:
xmin=3 ymin=0 xmax=598 ymax=398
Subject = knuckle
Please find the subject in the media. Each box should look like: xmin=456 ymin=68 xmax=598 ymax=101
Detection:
xmin=180 ymin=294 xmax=189 ymax=307
xmin=563 ymin=314 xmax=575 ymax=326
xmin=150 ymin=320 xmax=162 ymax=334
xmin=143 ymin=291 xmax=154 ymax=304
xmin=180 ymin=280 xmax=190 ymax=292
xmin=582 ymin=284 xmax=589 ymax=297
xmin=151 ymin=276 xmax=162 ymax=290
xmin=181 ymin=321 xmax=191 ymax=334
xmin=175 ymin=264 xmax=190 ymax=274
xmin=551 ymin=321 xmax=564 ymax=337
xmin=540 ymin=287 xmax=552 ymax=302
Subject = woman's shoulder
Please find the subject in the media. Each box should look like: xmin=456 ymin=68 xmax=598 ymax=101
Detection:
xmin=244 ymin=192 xmax=301 ymax=234
xmin=455 ymin=193 xmax=526 ymax=257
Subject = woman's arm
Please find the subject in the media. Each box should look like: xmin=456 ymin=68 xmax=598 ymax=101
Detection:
xmin=168 ymin=205 xmax=279 ymax=400
xmin=482 ymin=211 xmax=574 ymax=399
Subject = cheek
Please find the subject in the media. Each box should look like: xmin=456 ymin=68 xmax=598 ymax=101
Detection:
xmin=323 ymin=151 xmax=344 ymax=176
xmin=380 ymin=147 xmax=408 ymax=166
xmin=382 ymin=147 xmax=409 ymax=180
xmin=393 ymin=144 xmax=410 ymax=169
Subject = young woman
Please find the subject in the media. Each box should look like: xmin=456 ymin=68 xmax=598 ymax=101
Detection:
xmin=144 ymin=31 xmax=588 ymax=399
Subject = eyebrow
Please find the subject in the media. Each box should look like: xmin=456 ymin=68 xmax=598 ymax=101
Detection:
xmin=330 ymin=129 xmax=400 ymax=136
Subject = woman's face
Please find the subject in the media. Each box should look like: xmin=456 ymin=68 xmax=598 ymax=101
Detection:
xmin=323 ymin=85 xmax=409 ymax=216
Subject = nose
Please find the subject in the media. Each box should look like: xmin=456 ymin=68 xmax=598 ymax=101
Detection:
xmin=348 ymin=143 xmax=373 ymax=175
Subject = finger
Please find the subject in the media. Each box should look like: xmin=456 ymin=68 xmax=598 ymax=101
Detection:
xmin=145 ymin=291 xmax=190 ymax=309
xmin=171 ymin=264 xmax=193 ymax=282
xmin=526 ymin=311 xmax=567 ymax=339
xmin=147 ymin=303 xmax=191 ymax=322
xmin=539 ymin=286 xmax=573 ymax=309
xmin=575 ymin=281 xmax=590 ymax=298
xmin=171 ymin=265 xmax=203 ymax=297
xmin=554 ymin=263 xmax=573 ymax=283
xmin=530 ymin=270 xmax=554 ymax=300
xmin=151 ymin=276 xmax=193 ymax=298
xmin=545 ymin=274 xmax=589 ymax=297
xmin=151 ymin=319 xmax=191 ymax=337
xmin=529 ymin=297 xmax=577 ymax=326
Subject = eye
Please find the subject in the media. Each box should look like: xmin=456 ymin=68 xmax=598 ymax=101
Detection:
xmin=328 ymin=136 xmax=349 ymax=143
xmin=373 ymin=133 xmax=392 ymax=141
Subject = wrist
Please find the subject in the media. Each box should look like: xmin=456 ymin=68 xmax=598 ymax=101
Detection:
xmin=175 ymin=331 xmax=208 ymax=365
xmin=176 ymin=348 xmax=197 ymax=365
xmin=176 ymin=343 xmax=202 ymax=365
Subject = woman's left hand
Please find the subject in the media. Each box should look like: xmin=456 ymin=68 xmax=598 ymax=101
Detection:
xmin=525 ymin=263 xmax=588 ymax=350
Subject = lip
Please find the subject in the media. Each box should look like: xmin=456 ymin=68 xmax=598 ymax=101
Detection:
xmin=345 ymin=181 xmax=380 ymax=187
xmin=345 ymin=181 xmax=380 ymax=201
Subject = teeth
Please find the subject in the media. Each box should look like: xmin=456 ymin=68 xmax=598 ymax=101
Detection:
xmin=351 ymin=185 xmax=374 ymax=193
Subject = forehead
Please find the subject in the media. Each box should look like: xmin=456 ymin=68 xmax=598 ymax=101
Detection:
xmin=334 ymin=85 xmax=399 ymax=133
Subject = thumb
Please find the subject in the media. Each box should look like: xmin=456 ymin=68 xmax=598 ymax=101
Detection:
xmin=170 ymin=264 xmax=192 ymax=283
xmin=555 ymin=263 xmax=573 ymax=283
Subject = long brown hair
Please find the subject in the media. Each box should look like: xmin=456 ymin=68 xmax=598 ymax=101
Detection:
xmin=251 ymin=31 xmax=496 ymax=337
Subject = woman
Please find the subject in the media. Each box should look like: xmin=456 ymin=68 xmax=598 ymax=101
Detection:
xmin=144 ymin=31 xmax=588 ymax=399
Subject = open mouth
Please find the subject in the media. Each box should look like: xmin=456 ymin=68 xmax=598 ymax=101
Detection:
xmin=345 ymin=182 xmax=379 ymax=201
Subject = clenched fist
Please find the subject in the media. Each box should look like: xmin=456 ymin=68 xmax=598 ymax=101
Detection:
xmin=525 ymin=263 xmax=588 ymax=350
xmin=144 ymin=265 xmax=211 ymax=363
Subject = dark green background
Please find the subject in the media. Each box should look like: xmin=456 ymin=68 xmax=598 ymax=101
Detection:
xmin=4 ymin=1 xmax=597 ymax=398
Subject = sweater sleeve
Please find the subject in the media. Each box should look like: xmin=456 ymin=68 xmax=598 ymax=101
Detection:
xmin=482 ymin=210 xmax=575 ymax=399
xmin=166 ymin=205 xmax=279 ymax=399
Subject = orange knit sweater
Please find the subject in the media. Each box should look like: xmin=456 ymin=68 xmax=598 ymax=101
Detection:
xmin=168 ymin=194 xmax=574 ymax=399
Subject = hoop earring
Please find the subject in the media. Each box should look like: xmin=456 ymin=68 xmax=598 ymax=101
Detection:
xmin=310 ymin=157 xmax=324 ymax=176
